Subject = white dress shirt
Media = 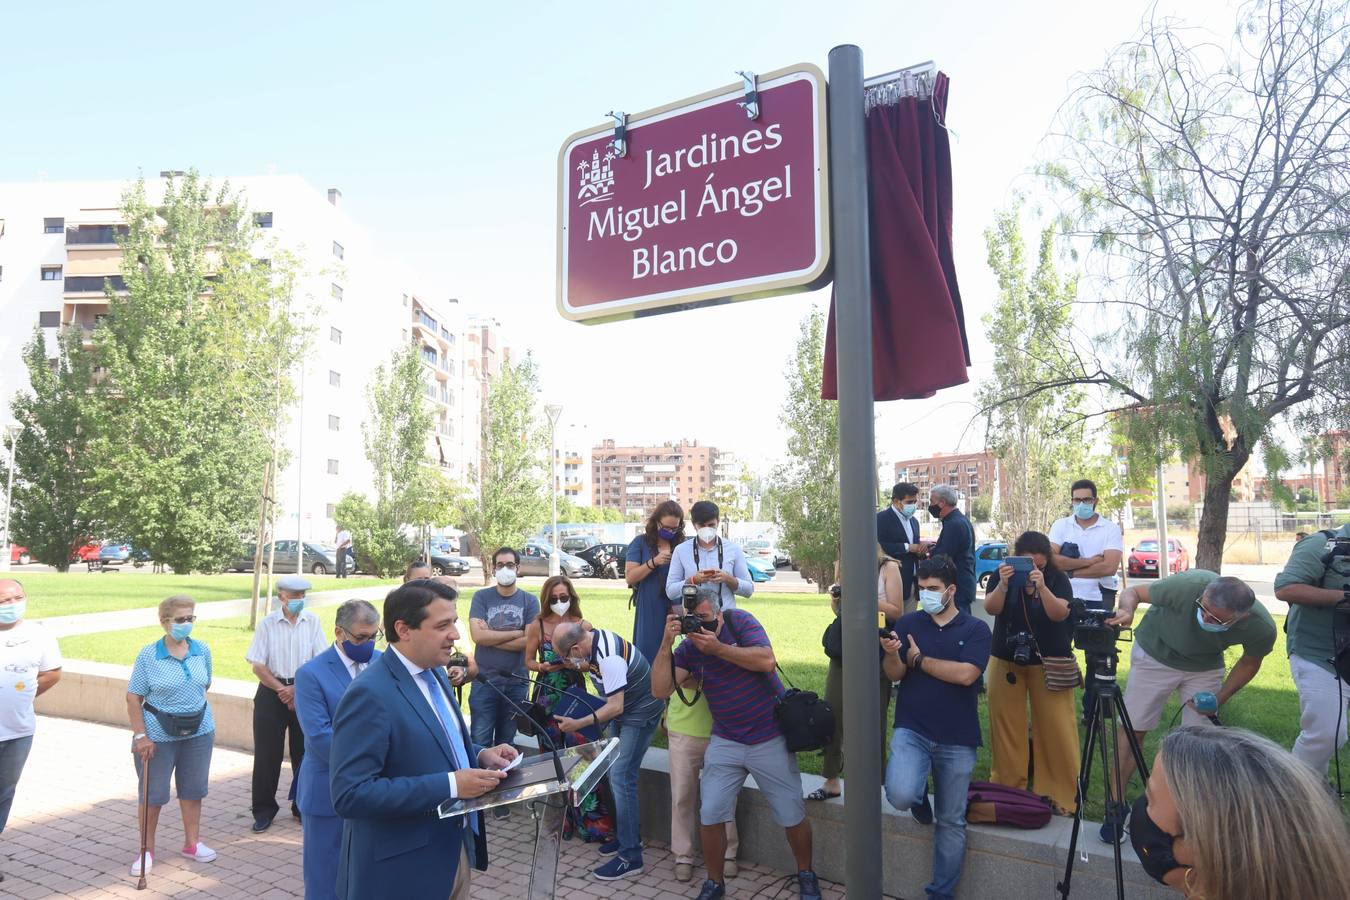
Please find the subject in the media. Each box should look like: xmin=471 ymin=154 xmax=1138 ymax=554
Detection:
xmin=334 ymin=642 xmax=365 ymax=680
xmin=1048 ymin=514 xmax=1125 ymax=604
xmin=665 ymin=537 xmax=754 ymax=607
xmin=245 ymin=607 xmax=327 ymax=679
xmin=389 ymin=646 xmax=479 ymax=798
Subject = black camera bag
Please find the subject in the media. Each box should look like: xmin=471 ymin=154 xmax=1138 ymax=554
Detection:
xmin=725 ymin=611 xmax=835 ymax=752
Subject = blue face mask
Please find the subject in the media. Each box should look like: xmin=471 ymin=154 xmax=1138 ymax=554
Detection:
xmin=918 ymin=589 xmax=948 ymax=616
xmin=286 ymin=599 xmax=306 ymax=615
xmin=900 ymin=503 xmax=918 ymax=517
xmin=1196 ymin=608 xmax=1232 ymax=633
xmin=342 ymin=638 xmax=376 ymax=663
xmin=0 ymin=601 xmax=26 ymax=624
xmin=1073 ymin=502 xmax=1096 ymax=520
xmin=170 ymin=621 xmax=194 ymax=641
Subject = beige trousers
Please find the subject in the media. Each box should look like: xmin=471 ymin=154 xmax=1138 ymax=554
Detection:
xmin=450 ymin=846 xmax=470 ymax=900
xmin=668 ymin=730 xmax=739 ymax=865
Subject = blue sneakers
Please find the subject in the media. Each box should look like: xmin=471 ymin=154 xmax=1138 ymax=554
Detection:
xmin=593 ymin=853 xmax=644 ymax=881
xmin=798 ymin=870 xmax=823 ymax=900
xmin=1099 ymin=800 xmax=1129 ymax=844
xmin=597 ymin=838 xmax=620 ymax=856
xmin=694 ymin=880 xmax=726 ymax=900
xmin=910 ymin=793 xmax=934 ymax=825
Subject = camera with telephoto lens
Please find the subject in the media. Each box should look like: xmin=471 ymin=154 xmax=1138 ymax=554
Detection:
xmin=1007 ymin=631 xmax=1035 ymax=667
xmin=1070 ymin=600 xmax=1128 ymax=656
xmin=680 ymin=582 xmax=712 ymax=634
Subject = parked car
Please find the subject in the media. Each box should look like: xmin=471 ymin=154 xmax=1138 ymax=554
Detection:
xmin=424 ymin=552 xmax=472 ymax=577
xmin=975 ymin=541 xmax=1009 ymax=591
xmin=99 ymin=541 xmax=151 ymax=567
xmin=229 ymin=541 xmax=343 ymax=575
xmin=430 ymin=537 xmax=461 ymax=555
xmin=575 ymin=542 xmax=627 ymax=578
xmin=8 ymin=545 xmax=30 ymax=565
xmin=70 ymin=540 xmax=102 ymax=563
xmin=559 ymin=535 xmax=601 ymax=554
xmin=519 ymin=542 xmax=592 ymax=578
xmin=1128 ymin=539 xmax=1190 ymax=578
xmin=744 ymin=539 xmax=777 ymax=567
xmin=745 ymin=554 xmax=777 ymax=583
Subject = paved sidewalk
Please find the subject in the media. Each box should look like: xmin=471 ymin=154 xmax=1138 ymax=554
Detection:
xmin=1 ymin=717 xmax=858 ymax=899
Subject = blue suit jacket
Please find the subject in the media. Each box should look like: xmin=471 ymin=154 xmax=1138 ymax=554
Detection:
xmin=930 ymin=508 xmax=977 ymax=608
xmin=330 ymin=649 xmax=487 ymax=900
xmin=295 ymin=645 xmax=380 ymax=818
xmin=877 ymin=507 xmax=921 ymax=595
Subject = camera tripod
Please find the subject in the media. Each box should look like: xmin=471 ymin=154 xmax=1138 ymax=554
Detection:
xmin=1056 ymin=650 xmax=1151 ymax=900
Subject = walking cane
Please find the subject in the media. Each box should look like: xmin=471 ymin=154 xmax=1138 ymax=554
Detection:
xmin=136 ymin=750 xmax=150 ymax=890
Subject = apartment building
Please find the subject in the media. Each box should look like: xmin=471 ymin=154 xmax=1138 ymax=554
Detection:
xmin=592 ymin=439 xmax=718 ymax=517
xmin=0 ymin=174 xmax=421 ymax=542
xmin=892 ymin=450 xmax=998 ymax=501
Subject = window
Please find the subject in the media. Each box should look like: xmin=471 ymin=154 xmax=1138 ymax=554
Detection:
xmin=38 ymin=311 xmax=60 ymax=327
xmin=0 ymin=265 xmax=4 ymax=281
xmin=329 ymin=370 xmax=341 ymax=387
xmin=326 ymin=459 xmax=339 ymax=475
xmin=330 ymin=327 xmax=342 ymax=344
xmin=254 ymin=211 xmax=273 ymax=228
xmin=331 ymin=283 xmax=343 ymax=301
xmin=64 ymin=275 xmax=126 ymax=292
xmin=41 ymin=265 xmax=62 ymax=281
xmin=328 ymin=415 xmax=340 ymax=431
xmin=44 ymin=217 xmax=64 ymax=234
xmin=65 ymin=224 xmax=128 ymax=245
xmin=402 ymin=293 xmax=409 ymax=307
xmin=325 ymin=503 xmax=336 ymax=518
xmin=332 ymin=240 xmax=344 ymax=260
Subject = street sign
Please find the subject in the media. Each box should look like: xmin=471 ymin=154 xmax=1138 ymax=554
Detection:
xmin=557 ymin=64 xmax=830 ymax=323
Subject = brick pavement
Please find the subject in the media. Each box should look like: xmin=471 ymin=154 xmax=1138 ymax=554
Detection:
xmin=2 ymin=717 xmax=861 ymax=899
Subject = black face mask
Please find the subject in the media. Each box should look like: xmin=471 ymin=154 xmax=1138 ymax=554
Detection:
xmin=1128 ymin=794 xmax=1182 ymax=885
xmin=927 ymin=503 xmax=943 ymax=518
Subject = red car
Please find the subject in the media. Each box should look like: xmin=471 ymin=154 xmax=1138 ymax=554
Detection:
xmin=71 ymin=540 xmax=102 ymax=563
xmin=1128 ymin=538 xmax=1190 ymax=578
xmin=8 ymin=545 xmax=30 ymax=565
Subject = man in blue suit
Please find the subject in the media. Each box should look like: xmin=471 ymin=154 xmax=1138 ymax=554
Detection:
xmin=295 ymin=599 xmax=382 ymax=900
xmin=330 ymin=580 xmax=519 ymax=900
xmin=877 ymin=482 xmax=924 ymax=609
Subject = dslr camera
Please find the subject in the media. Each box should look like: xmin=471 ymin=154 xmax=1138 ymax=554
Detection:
xmin=446 ymin=650 xmax=469 ymax=670
xmin=680 ymin=582 xmax=714 ymax=635
xmin=1006 ymin=631 xmax=1035 ymax=667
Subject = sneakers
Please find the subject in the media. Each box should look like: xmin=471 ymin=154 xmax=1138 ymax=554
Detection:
xmin=675 ymin=862 xmax=694 ymax=882
xmin=593 ymin=853 xmax=644 ymax=881
xmin=798 ymin=870 xmax=823 ymax=900
xmin=250 ymin=814 xmax=274 ymax=833
xmin=597 ymin=838 xmax=621 ymax=856
xmin=910 ymin=793 xmax=934 ymax=825
xmin=128 ymin=852 xmax=154 ymax=877
xmin=723 ymin=858 xmax=738 ymax=879
xmin=1099 ymin=800 xmax=1129 ymax=844
xmin=694 ymin=880 xmax=726 ymax=900
xmin=181 ymin=842 xmax=217 ymax=863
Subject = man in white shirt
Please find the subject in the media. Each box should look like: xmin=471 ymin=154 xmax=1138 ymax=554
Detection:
xmin=0 ymin=578 xmax=61 ymax=885
xmin=1047 ymin=478 xmax=1124 ymax=722
xmin=666 ymin=500 xmax=754 ymax=611
xmin=246 ymin=574 xmax=327 ymax=832
xmin=335 ymin=525 xmax=353 ymax=579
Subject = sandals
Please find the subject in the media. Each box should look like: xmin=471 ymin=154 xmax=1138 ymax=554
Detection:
xmin=805 ymin=787 xmax=841 ymax=802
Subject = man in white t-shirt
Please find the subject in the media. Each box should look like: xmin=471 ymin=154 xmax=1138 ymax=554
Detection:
xmin=334 ymin=525 xmax=354 ymax=579
xmin=1047 ymin=478 xmax=1123 ymax=722
xmin=0 ymin=578 xmax=63 ymax=883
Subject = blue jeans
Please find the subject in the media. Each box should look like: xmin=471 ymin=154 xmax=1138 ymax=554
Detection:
xmin=469 ymin=676 xmax=527 ymax=749
xmin=884 ymin=728 xmax=977 ymax=900
xmin=0 ymin=734 xmax=34 ymax=833
xmin=609 ymin=707 xmax=663 ymax=860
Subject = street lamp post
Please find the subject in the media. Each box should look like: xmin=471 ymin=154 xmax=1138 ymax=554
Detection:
xmin=544 ymin=404 xmax=563 ymax=577
xmin=0 ymin=425 xmax=21 ymax=573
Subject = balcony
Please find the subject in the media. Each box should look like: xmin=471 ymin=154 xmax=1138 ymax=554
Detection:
xmin=66 ymin=224 xmax=128 ymax=246
xmin=65 ymin=275 xmax=127 ymax=295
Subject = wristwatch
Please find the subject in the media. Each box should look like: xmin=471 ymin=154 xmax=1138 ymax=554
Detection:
xmin=133 ymin=732 xmax=146 ymax=740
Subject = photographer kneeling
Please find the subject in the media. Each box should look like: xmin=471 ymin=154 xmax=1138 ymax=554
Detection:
xmin=1098 ymin=570 xmax=1276 ymax=844
xmin=983 ymin=531 xmax=1079 ymax=815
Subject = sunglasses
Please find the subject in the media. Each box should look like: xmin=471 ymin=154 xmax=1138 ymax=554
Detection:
xmin=167 ymin=615 xmax=197 ymax=624
xmin=549 ymin=593 xmax=572 ymax=602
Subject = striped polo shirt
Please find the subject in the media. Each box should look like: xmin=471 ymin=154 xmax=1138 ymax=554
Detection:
xmin=128 ymin=638 xmax=215 ymax=743
xmin=673 ymin=609 xmax=783 ymax=745
xmin=586 ymin=629 xmax=663 ymax=723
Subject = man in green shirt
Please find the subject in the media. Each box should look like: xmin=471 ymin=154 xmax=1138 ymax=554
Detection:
xmin=1097 ymin=570 xmax=1276 ymax=843
xmin=1274 ymin=525 xmax=1350 ymax=773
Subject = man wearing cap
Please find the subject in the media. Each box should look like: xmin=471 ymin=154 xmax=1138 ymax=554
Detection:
xmin=246 ymin=575 xmax=327 ymax=833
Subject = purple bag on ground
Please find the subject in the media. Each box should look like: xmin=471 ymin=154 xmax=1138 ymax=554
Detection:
xmin=965 ymin=781 xmax=1053 ymax=829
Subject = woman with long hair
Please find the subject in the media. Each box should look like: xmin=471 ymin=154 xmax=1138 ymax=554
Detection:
xmin=525 ymin=575 xmax=613 ymax=843
xmin=1132 ymin=725 xmax=1350 ymax=899
xmin=983 ymin=530 xmax=1079 ymax=814
xmin=626 ymin=500 xmax=685 ymax=664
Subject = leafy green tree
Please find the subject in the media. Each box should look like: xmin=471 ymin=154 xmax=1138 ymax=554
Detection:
xmin=8 ymin=328 xmax=97 ymax=570
xmin=86 ymin=172 xmax=302 ymax=573
xmin=334 ymin=492 xmax=410 ymax=577
xmin=772 ymin=310 xmax=839 ymax=592
xmin=364 ymin=346 xmax=435 ymax=525
xmin=1031 ymin=1 xmax=1350 ymax=570
xmin=462 ymin=356 xmax=549 ymax=580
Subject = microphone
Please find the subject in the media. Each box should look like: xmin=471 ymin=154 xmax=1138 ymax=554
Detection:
xmin=474 ymin=674 xmax=566 ymax=785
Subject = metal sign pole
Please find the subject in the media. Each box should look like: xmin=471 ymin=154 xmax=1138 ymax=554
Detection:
xmin=828 ymin=43 xmax=882 ymax=899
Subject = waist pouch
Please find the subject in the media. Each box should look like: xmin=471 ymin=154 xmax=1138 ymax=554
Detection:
xmin=143 ymin=701 xmax=206 ymax=737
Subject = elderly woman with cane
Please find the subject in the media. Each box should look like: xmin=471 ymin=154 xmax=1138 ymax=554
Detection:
xmin=126 ymin=595 xmax=217 ymax=878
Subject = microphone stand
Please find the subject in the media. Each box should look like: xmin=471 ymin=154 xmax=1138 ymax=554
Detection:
xmin=474 ymin=675 xmax=566 ymax=785
xmin=501 ymin=669 xmax=601 ymax=720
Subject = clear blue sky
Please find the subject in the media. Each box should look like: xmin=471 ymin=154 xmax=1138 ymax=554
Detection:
xmin=0 ymin=0 xmax=1236 ymax=474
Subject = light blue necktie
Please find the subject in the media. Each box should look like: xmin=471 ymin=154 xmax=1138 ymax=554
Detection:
xmin=419 ymin=668 xmax=480 ymax=836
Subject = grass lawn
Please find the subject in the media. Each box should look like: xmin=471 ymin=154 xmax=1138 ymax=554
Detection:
xmin=59 ymin=584 xmax=1346 ymax=820
xmin=16 ymin=572 xmax=401 ymax=619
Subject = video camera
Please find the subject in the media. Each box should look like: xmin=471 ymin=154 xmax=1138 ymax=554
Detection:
xmin=1069 ymin=600 xmax=1129 ymax=657
xmin=1320 ymin=537 xmax=1350 ymax=568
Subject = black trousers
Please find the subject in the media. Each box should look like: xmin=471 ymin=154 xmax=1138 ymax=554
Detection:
xmin=252 ymin=683 xmax=304 ymax=817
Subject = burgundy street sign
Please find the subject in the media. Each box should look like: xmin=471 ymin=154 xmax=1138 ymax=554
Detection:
xmin=557 ymin=64 xmax=830 ymax=323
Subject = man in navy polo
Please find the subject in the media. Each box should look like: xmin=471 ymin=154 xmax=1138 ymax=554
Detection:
xmin=881 ymin=554 xmax=991 ymax=900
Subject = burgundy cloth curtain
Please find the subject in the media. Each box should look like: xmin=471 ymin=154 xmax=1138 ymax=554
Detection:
xmin=822 ymin=71 xmax=969 ymax=401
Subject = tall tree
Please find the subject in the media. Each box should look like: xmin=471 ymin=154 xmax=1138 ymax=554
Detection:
xmin=8 ymin=328 xmax=97 ymax=571
xmin=1009 ymin=1 xmax=1350 ymax=570
xmin=363 ymin=345 xmax=436 ymax=525
xmin=462 ymin=356 xmax=549 ymax=580
xmin=87 ymin=172 xmax=302 ymax=573
xmin=978 ymin=207 xmax=1116 ymax=537
xmin=773 ymin=309 xmax=839 ymax=591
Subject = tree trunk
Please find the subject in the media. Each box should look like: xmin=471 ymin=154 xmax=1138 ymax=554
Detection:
xmin=1195 ymin=470 xmax=1236 ymax=573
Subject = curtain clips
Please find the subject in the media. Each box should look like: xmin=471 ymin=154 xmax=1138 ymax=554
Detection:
xmin=735 ymin=71 xmax=760 ymax=120
xmin=607 ymin=111 xmax=628 ymax=158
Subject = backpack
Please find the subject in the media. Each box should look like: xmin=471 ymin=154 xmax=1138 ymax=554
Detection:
xmin=965 ymin=781 xmax=1053 ymax=829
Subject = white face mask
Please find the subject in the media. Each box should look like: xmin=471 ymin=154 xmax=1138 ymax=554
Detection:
xmin=550 ymin=600 xmax=571 ymax=617
xmin=495 ymin=566 xmax=518 ymax=587
xmin=697 ymin=527 xmax=718 ymax=544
